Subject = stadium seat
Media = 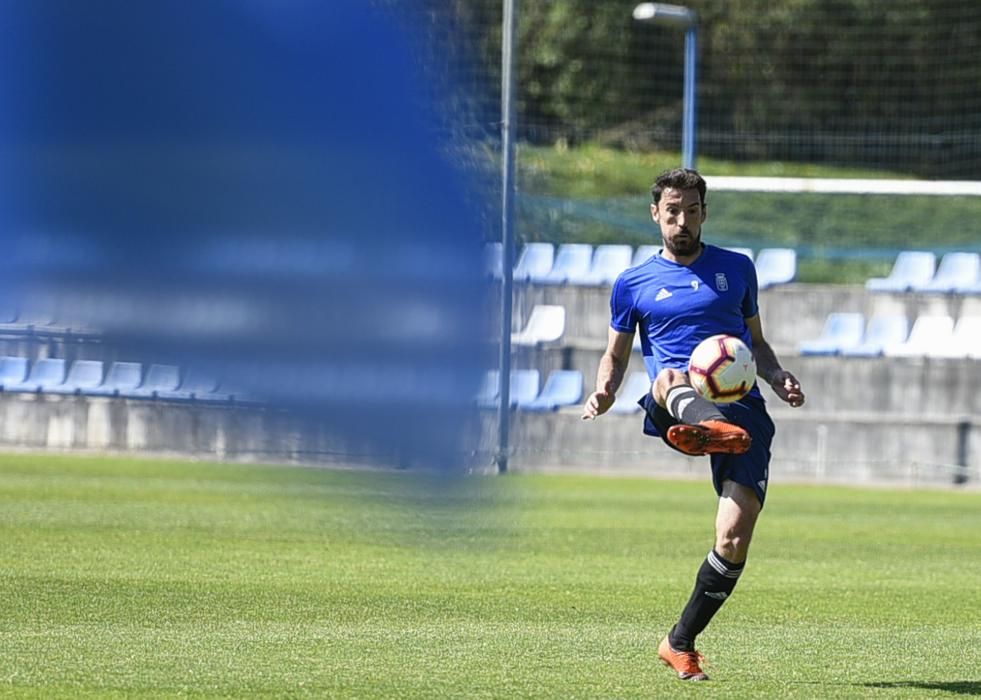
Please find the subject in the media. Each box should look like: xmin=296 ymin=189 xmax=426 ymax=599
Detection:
xmin=928 ymin=315 xmax=981 ymax=358
xmin=483 ymin=242 xmax=504 ymax=280
xmin=967 ymin=278 xmax=981 ymax=295
xmin=913 ymin=252 xmax=980 ymax=293
xmin=865 ymin=251 xmax=936 ymax=292
xmin=127 ymin=363 xmax=181 ymax=398
xmin=474 ymin=369 xmax=500 ymax=408
xmin=0 ymin=356 xmax=29 ymax=390
xmin=511 ymin=305 xmax=566 ymax=346
xmin=577 ymin=244 xmax=633 ymax=286
xmin=755 ymin=248 xmax=797 ymax=288
xmin=632 ymin=245 xmax=659 ymax=267
xmin=518 ymin=369 xmax=583 ymax=411
xmin=47 ymin=360 xmax=104 ymax=394
xmin=4 ymin=358 xmax=67 ymax=393
xmin=156 ymin=367 xmax=230 ymax=401
xmin=799 ymin=312 xmax=866 ymax=355
xmin=609 ymin=371 xmax=651 ymax=414
xmin=725 ymin=246 xmax=755 ymax=261
xmin=841 ymin=314 xmax=909 ymax=357
xmin=538 ymin=243 xmax=593 ymax=285
xmin=88 ymin=361 xmax=144 ymax=397
xmin=513 ymin=243 xmax=554 ymax=282
xmin=508 ymin=369 xmax=540 ymax=408
xmin=884 ymin=315 xmax=955 ymax=357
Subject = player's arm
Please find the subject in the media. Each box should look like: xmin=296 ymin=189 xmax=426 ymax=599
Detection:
xmin=745 ymin=314 xmax=805 ymax=408
xmin=581 ymin=327 xmax=635 ymax=420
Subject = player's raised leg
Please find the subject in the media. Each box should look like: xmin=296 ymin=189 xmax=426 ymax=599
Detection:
xmin=651 ymin=368 xmax=750 ymax=456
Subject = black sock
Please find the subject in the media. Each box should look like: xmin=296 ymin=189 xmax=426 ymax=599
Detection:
xmin=669 ymin=550 xmax=745 ymax=651
xmin=665 ymin=385 xmax=725 ymax=425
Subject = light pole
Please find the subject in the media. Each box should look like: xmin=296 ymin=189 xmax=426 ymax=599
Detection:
xmin=496 ymin=0 xmax=518 ymax=473
xmin=632 ymin=3 xmax=699 ymax=170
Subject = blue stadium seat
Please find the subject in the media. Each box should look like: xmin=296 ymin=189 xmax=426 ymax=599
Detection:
xmin=841 ymin=314 xmax=909 ymax=357
xmin=5 ymin=358 xmax=66 ymax=393
xmin=913 ymin=252 xmax=980 ymax=293
xmin=865 ymin=251 xmax=936 ymax=292
xmin=576 ymin=244 xmax=633 ymax=286
xmin=967 ymin=279 xmax=981 ymax=295
xmin=156 ymin=367 xmax=230 ymax=402
xmin=88 ymin=362 xmax=144 ymax=397
xmin=755 ymin=248 xmax=797 ymax=288
xmin=632 ymin=245 xmax=659 ymax=267
xmin=0 ymin=356 xmax=29 ymax=390
xmin=513 ymin=243 xmax=554 ymax=282
xmin=474 ymin=369 xmax=500 ymax=408
xmin=508 ymin=369 xmax=540 ymax=408
xmin=609 ymin=372 xmax=651 ymax=414
xmin=930 ymin=315 xmax=981 ymax=358
xmin=127 ymin=363 xmax=181 ymax=398
xmin=799 ymin=312 xmax=866 ymax=355
xmin=519 ymin=370 xmax=583 ymax=411
xmin=48 ymin=360 xmax=104 ymax=394
xmin=511 ymin=305 xmax=566 ymax=346
xmin=884 ymin=315 xmax=955 ymax=357
xmin=539 ymin=244 xmax=593 ymax=285
xmin=483 ymin=242 xmax=503 ymax=280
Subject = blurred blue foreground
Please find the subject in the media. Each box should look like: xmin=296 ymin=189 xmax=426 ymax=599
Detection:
xmin=0 ymin=1 xmax=490 ymax=469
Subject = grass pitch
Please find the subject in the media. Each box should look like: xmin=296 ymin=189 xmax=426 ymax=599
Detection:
xmin=1 ymin=453 xmax=979 ymax=698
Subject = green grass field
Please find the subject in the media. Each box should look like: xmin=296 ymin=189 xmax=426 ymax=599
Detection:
xmin=2 ymin=453 xmax=979 ymax=698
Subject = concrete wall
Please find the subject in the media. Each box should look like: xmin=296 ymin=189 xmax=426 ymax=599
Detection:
xmin=495 ymin=408 xmax=979 ymax=488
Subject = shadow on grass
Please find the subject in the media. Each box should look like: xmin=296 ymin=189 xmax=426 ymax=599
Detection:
xmin=862 ymin=681 xmax=981 ymax=696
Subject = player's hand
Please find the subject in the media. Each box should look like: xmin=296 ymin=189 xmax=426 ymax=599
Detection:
xmin=581 ymin=380 xmax=617 ymax=420
xmin=769 ymin=370 xmax=805 ymax=408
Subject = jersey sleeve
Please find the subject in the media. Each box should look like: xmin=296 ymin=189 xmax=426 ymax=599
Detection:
xmin=610 ymin=275 xmax=636 ymax=333
xmin=742 ymin=256 xmax=760 ymax=318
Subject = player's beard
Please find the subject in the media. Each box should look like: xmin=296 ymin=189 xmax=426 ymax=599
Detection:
xmin=663 ymin=230 xmax=700 ymax=258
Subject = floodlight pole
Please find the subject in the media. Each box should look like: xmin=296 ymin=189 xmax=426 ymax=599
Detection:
xmin=496 ymin=0 xmax=518 ymax=474
xmin=632 ymin=3 xmax=699 ymax=169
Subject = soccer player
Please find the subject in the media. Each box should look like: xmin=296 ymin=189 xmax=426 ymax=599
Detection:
xmin=581 ymin=168 xmax=805 ymax=681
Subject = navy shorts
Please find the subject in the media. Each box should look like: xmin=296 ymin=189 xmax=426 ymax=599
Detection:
xmin=639 ymin=393 xmax=775 ymax=506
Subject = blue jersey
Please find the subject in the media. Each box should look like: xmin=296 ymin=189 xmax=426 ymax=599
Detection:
xmin=610 ymin=244 xmax=763 ymax=400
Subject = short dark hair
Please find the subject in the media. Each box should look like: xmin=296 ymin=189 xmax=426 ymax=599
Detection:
xmin=650 ymin=168 xmax=707 ymax=206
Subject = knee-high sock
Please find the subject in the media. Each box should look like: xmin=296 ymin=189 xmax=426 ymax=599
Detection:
xmin=669 ymin=550 xmax=745 ymax=651
xmin=665 ymin=385 xmax=724 ymax=425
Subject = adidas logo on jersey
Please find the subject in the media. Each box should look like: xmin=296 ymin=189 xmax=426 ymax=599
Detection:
xmin=655 ymin=288 xmax=673 ymax=301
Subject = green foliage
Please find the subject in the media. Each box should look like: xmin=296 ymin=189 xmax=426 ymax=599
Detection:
xmin=1 ymin=454 xmax=980 ymax=697
xmin=514 ymin=143 xmax=981 ymax=283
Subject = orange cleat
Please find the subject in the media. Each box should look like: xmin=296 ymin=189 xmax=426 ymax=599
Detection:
xmin=666 ymin=419 xmax=751 ymax=456
xmin=658 ymin=636 xmax=709 ymax=681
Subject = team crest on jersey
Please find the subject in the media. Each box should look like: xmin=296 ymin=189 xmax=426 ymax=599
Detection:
xmin=715 ymin=273 xmax=729 ymax=291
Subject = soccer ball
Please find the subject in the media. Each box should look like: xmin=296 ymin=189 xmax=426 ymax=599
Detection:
xmin=687 ymin=334 xmax=756 ymax=403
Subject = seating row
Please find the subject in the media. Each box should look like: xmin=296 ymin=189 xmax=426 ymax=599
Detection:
xmin=486 ymin=243 xmax=797 ymax=289
xmin=800 ymin=312 xmax=981 ymax=358
xmin=866 ymin=251 xmax=981 ymax=294
xmin=476 ymin=369 xmax=583 ymax=412
xmin=0 ymin=357 xmax=241 ymax=402
xmin=475 ymin=368 xmax=656 ymax=414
